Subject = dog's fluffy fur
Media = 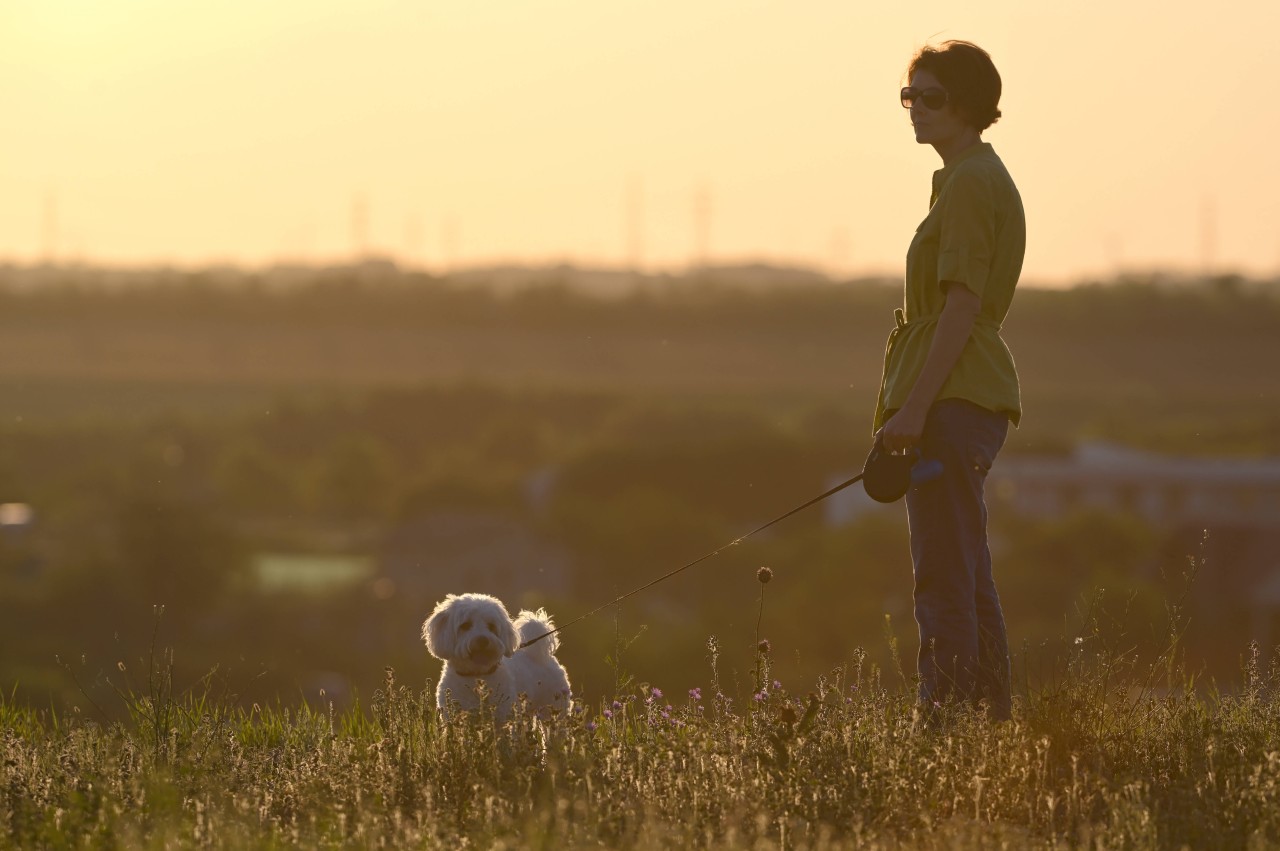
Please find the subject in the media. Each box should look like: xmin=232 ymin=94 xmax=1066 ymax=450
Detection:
xmin=423 ymin=593 xmax=571 ymax=719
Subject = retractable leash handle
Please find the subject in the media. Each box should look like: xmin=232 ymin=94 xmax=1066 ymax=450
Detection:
xmin=862 ymin=438 xmax=942 ymax=503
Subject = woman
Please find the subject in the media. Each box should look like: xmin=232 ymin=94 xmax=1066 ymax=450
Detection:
xmin=874 ymin=40 xmax=1024 ymax=722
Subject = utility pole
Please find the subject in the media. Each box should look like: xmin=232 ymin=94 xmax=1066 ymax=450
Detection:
xmin=692 ymin=183 xmax=711 ymax=271
xmin=829 ymin=226 xmax=851 ymax=279
xmin=625 ymin=173 xmax=643 ymax=273
xmin=41 ymin=189 xmax=58 ymax=265
xmin=351 ymin=193 xmax=369 ymax=261
xmin=1199 ymin=194 xmax=1216 ymax=282
xmin=441 ymin=216 xmax=459 ymax=275
xmin=404 ymin=212 xmax=424 ymax=270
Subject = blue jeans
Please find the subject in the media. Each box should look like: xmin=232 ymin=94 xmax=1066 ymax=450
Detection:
xmin=905 ymin=398 xmax=1011 ymax=720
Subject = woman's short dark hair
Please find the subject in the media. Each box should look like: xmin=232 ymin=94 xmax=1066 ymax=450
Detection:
xmin=907 ymin=40 xmax=1002 ymax=132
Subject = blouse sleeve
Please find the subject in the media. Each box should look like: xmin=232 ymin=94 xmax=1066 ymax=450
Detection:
xmin=936 ymin=165 xmax=996 ymax=298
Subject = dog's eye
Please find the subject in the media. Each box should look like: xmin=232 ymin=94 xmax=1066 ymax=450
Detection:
xmin=459 ymin=621 xmax=471 ymax=631
xmin=487 ymin=622 xmax=498 ymax=634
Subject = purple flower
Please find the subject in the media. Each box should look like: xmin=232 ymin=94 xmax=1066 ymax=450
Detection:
xmin=689 ymin=687 xmax=702 ymax=701
xmin=754 ymin=692 xmax=765 ymax=702
xmin=586 ymin=721 xmax=597 ymax=732
xmin=603 ymin=709 xmax=613 ymax=719
xmin=612 ymin=700 xmax=622 ymax=710
xmin=772 ymin=680 xmax=782 ymax=691
xmin=651 ymin=687 xmax=663 ymax=699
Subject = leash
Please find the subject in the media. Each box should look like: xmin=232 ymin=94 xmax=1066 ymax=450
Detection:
xmin=519 ymin=470 xmax=866 ymax=648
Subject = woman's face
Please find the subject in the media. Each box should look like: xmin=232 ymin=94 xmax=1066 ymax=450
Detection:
xmin=906 ymin=69 xmax=970 ymax=148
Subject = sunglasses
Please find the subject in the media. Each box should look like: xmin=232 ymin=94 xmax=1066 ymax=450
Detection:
xmin=900 ymin=87 xmax=949 ymax=110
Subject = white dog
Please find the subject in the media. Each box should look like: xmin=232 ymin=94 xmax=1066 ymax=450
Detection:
xmin=423 ymin=593 xmax=571 ymax=720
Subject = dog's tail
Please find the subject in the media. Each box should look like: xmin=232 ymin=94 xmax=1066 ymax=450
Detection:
xmin=514 ymin=608 xmax=559 ymax=656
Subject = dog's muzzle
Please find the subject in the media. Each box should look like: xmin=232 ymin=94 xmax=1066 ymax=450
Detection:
xmin=456 ymin=635 xmax=503 ymax=676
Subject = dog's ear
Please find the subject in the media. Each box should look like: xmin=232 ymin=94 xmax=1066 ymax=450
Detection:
xmin=423 ymin=596 xmax=457 ymax=659
xmin=500 ymin=617 xmax=520 ymax=657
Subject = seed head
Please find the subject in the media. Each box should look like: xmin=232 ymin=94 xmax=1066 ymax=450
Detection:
xmin=757 ymin=639 xmax=771 ymax=654
xmin=756 ymin=566 xmax=773 ymax=584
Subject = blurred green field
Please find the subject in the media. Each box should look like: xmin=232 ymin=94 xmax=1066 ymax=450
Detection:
xmin=1 ymin=273 xmax=1277 ymax=451
xmin=0 ymin=269 xmax=1277 ymax=717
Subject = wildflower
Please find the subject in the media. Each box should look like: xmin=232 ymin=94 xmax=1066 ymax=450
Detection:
xmin=756 ymin=566 xmax=773 ymax=584
xmin=603 ymin=709 xmax=613 ymax=719
xmin=651 ymin=687 xmax=663 ymax=699
xmin=586 ymin=721 xmax=597 ymax=732
xmin=772 ymin=679 xmax=782 ymax=691
xmin=612 ymin=700 xmax=622 ymax=711
xmin=689 ymin=687 xmax=702 ymax=701
xmin=754 ymin=691 xmax=766 ymax=702
xmin=757 ymin=639 xmax=771 ymax=654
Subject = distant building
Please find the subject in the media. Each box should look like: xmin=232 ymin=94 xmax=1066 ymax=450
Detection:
xmin=989 ymin=442 xmax=1280 ymax=528
xmin=824 ymin=441 xmax=1280 ymax=530
xmin=0 ymin=502 xmax=43 ymax=585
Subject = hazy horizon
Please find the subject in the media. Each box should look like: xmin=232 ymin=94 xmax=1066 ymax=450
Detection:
xmin=4 ymin=0 xmax=1277 ymax=284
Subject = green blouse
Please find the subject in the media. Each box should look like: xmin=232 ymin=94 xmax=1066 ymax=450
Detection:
xmin=873 ymin=141 xmax=1026 ymax=433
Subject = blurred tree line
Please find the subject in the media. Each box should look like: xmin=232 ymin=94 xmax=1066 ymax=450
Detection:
xmin=0 ymin=270 xmax=1276 ymax=712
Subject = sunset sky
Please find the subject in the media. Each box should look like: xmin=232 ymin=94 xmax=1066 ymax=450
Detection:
xmin=2 ymin=0 xmax=1276 ymax=284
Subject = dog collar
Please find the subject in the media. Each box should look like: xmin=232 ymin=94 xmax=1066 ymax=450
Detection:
xmin=458 ymin=664 xmax=499 ymax=677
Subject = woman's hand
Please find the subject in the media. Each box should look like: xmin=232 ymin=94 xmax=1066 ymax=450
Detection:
xmin=880 ymin=402 xmax=928 ymax=453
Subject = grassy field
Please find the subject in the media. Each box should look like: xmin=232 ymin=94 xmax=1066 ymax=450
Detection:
xmin=3 ymin=272 xmax=1280 ymax=847
xmin=4 ymin=636 xmax=1279 ymax=850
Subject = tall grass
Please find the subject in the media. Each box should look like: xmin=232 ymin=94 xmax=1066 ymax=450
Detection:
xmin=4 ymin=629 xmax=1280 ymax=850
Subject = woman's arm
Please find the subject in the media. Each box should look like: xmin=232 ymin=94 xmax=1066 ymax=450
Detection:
xmin=879 ymin=281 xmax=980 ymax=452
